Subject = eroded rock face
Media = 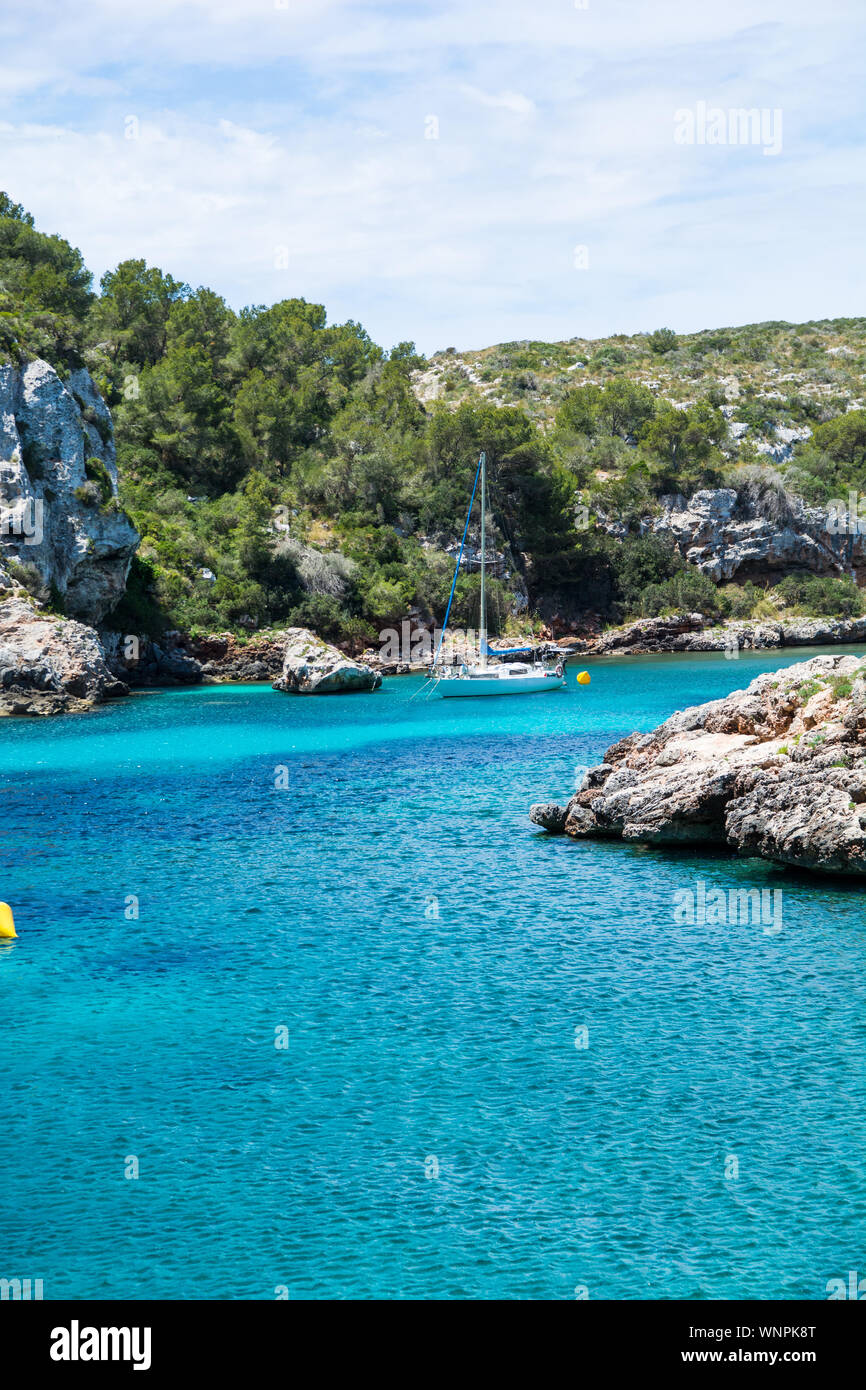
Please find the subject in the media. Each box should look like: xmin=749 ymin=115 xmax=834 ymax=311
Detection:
xmin=0 ymin=597 xmax=128 ymax=715
xmin=592 ymin=614 xmax=706 ymax=654
xmin=530 ymin=653 xmax=866 ymax=875
xmin=601 ymin=488 xmax=866 ymax=585
xmin=655 ymin=489 xmax=838 ymax=582
xmin=658 ymin=488 xmax=866 ymax=583
xmin=100 ymin=629 xmax=204 ymax=687
xmin=0 ymin=359 xmax=138 ymax=623
xmin=190 ymin=631 xmax=285 ymax=683
xmin=273 ymin=627 xmax=382 ymax=695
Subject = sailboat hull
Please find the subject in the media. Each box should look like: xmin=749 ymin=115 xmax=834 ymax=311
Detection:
xmin=438 ymin=671 xmax=565 ymax=697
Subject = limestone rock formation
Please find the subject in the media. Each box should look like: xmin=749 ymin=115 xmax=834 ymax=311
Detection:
xmin=100 ymin=629 xmax=204 ymax=687
xmin=0 ymin=358 xmax=138 ymax=623
xmin=0 ymin=596 xmax=128 ymax=715
xmin=600 ymin=487 xmax=866 ymax=585
xmin=273 ymin=627 xmax=382 ymax=695
xmin=591 ymin=614 xmax=706 ymax=654
xmin=655 ymin=488 xmax=866 ymax=583
xmin=190 ymin=631 xmax=286 ymax=683
xmin=531 ymin=653 xmax=866 ymax=874
xmin=650 ymin=489 xmax=851 ymax=582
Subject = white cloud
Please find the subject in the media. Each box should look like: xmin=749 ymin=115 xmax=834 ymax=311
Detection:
xmin=460 ymin=86 xmax=536 ymax=118
xmin=0 ymin=0 xmax=863 ymax=350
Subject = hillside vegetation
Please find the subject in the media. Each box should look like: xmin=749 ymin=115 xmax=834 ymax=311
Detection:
xmin=3 ymin=190 xmax=866 ymax=643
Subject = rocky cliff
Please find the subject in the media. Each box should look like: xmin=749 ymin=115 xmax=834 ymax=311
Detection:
xmin=0 ymin=358 xmax=139 ymax=713
xmin=531 ymin=653 xmax=866 ymax=875
xmin=0 ymin=359 xmax=138 ymax=622
xmin=602 ymin=487 xmax=866 ymax=585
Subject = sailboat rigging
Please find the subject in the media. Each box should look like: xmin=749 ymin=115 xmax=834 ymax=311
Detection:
xmin=428 ymin=451 xmax=571 ymax=698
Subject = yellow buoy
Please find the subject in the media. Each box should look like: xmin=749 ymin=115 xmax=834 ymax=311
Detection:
xmin=0 ymin=903 xmax=17 ymax=939
xmin=577 ymin=671 xmax=591 ymax=686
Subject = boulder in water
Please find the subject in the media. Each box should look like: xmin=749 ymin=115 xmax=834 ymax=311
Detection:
xmin=273 ymin=627 xmax=382 ymax=695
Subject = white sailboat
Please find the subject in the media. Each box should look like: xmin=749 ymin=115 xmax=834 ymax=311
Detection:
xmin=436 ymin=660 xmax=565 ymax=697
xmin=430 ymin=451 xmax=571 ymax=698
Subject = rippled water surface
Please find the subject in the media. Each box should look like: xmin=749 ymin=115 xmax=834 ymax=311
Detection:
xmin=1 ymin=646 xmax=865 ymax=1299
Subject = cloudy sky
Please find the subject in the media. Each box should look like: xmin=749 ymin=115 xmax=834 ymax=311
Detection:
xmin=1 ymin=0 xmax=864 ymax=352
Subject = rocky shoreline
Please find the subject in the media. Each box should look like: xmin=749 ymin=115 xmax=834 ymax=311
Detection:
xmin=7 ymin=601 xmax=866 ymax=716
xmin=0 ymin=597 xmax=127 ymax=715
xmin=103 ymin=627 xmax=382 ymax=693
xmin=572 ymin=612 xmax=866 ymax=658
xmin=531 ymin=653 xmax=866 ymax=876
xmin=0 ymin=607 xmax=387 ymax=714
xmin=101 ymin=629 xmax=286 ymax=689
xmin=113 ymin=611 xmax=866 ymax=687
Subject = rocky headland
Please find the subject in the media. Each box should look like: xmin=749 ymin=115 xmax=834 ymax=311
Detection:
xmin=531 ymin=653 xmax=866 ymax=875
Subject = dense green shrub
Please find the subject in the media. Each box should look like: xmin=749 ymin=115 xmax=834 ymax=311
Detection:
xmin=614 ymin=534 xmax=683 ymax=611
xmin=84 ymin=456 xmax=113 ymax=505
xmin=287 ymin=593 xmax=348 ymax=639
xmin=0 ymin=192 xmax=92 ymax=368
xmin=773 ymin=573 xmax=864 ymax=618
xmin=721 ymin=581 xmax=761 ymax=618
xmin=556 ymin=379 xmax=656 ymax=441
xmin=639 ymin=568 xmax=728 ymax=619
xmin=647 ymin=328 xmax=678 ymax=355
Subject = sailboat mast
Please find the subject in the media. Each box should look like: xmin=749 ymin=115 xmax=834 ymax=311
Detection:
xmin=479 ymin=450 xmax=487 ymax=668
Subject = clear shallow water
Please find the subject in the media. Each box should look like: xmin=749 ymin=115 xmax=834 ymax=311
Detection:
xmin=1 ymin=646 xmax=865 ymax=1301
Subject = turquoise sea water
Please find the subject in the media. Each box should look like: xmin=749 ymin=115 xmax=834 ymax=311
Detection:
xmin=1 ymin=646 xmax=865 ymax=1301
